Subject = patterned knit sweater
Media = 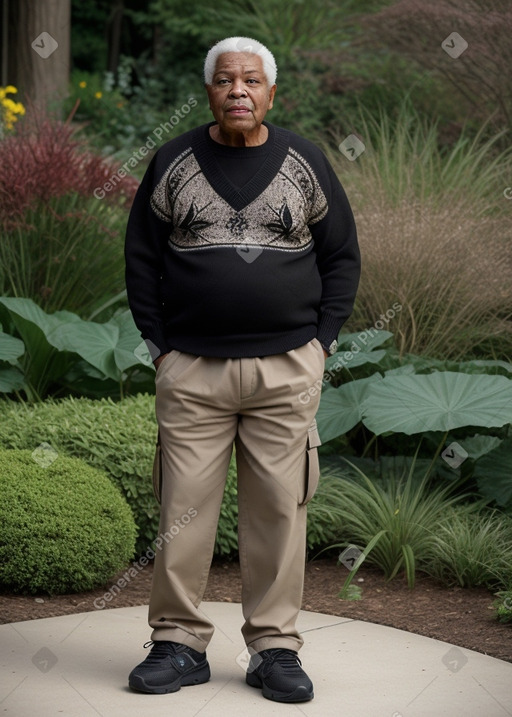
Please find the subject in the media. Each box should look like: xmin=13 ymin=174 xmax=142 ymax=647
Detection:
xmin=125 ymin=121 xmax=360 ymax=359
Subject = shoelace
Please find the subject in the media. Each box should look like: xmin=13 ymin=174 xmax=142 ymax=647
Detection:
xmin=141 ymin=640 xmax=179 ymax=664
xmin=259 ymin=649 xmax=302 ymax=675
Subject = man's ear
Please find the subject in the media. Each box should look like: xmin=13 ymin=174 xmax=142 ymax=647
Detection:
xmin=205 ymin=83 xmax=213 ymax=110
xmin=267 ymin=84 xmax=277 ymax=110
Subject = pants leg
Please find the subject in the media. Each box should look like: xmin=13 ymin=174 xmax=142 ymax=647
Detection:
xmin=236 ymin=338 xmax=325 ymax=653
xmin=148 ymin=350 xmax=238 ymax=652
xmin=148 ymin=339 xmax=324 ymax=654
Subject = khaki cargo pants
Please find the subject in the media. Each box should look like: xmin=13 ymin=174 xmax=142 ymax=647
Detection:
xmin=148 ymin=338 xmax=325 ymax=654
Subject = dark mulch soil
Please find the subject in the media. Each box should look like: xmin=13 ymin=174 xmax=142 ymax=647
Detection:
xmin=1 ymin=558 xmax=510 ymax=663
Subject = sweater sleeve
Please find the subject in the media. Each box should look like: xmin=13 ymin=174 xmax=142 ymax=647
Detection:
xmin=124 ymin=155 xmax=171 ymax=360
xmin=309 ymin=153 xmax=360 ymax=351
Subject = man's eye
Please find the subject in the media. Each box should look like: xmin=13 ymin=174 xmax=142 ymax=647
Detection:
xmin=217 ymin=79 xmax=230 ymax=85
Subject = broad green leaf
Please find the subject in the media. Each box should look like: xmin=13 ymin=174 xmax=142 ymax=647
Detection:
xmin=317 ymin=375 xmax=382 ymax=442
xmin=361 ymin=372 xmax=512 ymax=435
xmin=0 ymin=297 xmax=73 ymax=398
xmin=0 ymin=367 xmax=25 ymax=393
xmin=0 ymin=332 xmax=25 ymax=363
xmin=324 ymin=349 xmax=386 ymax=373
xmin=48 ymin=320 xmax=120 ymax=381
xmin=53 ymin=310 xmax=83 ymax=324
xmin=337 ymin=329 xmax=393 ymax=352
xmin=401 ymin=354 xmax=444 ymax=372
xmin=59 ymin=361 xmax=122 ymax=398
xmin=107 ymin=310 xmax=153 ymax=372
xmin=402 ymin=354 xmax=512 ymax=377
xmin=0 ymin=297 xmax=62 ymax=333
xmin=50 ymin=309 xmax=151 ymax=378
xmin=458 ymin=435 xmax=502 ymax=461
xmin=474 ymin=439 xmax=512 ymax=508
xmin=461 ymin=359 xmax=512 ymax=374
xmin=385 ymin=364 xmax=416 ymax=376
xmin=0 ymin=297 xmax=148 ymax=385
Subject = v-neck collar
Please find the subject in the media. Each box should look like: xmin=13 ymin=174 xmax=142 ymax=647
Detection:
xmin=190 ymin=121 xmax=290 ymax=212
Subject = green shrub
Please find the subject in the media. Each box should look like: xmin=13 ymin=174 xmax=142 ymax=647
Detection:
xmin=0 ymin=394 xmax=239 ymax=557
xmin=420 ymin=506 xmax=512 ymax=590
xmin=307 ymin=474 xmax=354 ymax=551
xmin=493 ymin=590 xmax=512 ymax=624
xmin=0 ymin=395 xmax=158 ymax=555
xmin=318 ymin=456 xmax=473 ymax=588
xmin=0 ymin=449 xmax=136 ymax=594
xmin=0 ymin=394 xmax=352 ymax=559
xmin=216 ymin=457 xmax=239 ymax=557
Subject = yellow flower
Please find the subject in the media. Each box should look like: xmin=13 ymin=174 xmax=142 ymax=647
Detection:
xmin=79 ymin=81 xmax=87 ymax=88
xmin=1 ymin=85 xmax=25 ymax=129
xmin=95 ymin=91 xmax=102 ymax=99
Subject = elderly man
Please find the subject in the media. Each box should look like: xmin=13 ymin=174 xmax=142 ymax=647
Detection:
xmin=125 ymin=36 xmax=360 ymax=703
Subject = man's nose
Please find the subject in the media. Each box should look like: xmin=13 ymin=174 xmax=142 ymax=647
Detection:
xmin=229 ymin=79 xmax=247 ymax=97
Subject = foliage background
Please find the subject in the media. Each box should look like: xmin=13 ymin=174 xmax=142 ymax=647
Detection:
xmin=1 ymin=0 xmax=511 ymax=601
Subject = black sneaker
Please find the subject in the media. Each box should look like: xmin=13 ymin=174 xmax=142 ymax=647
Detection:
xmin=246 ymin=648 xmax=314 ymax=703
xmin=128 ymin=640 xmax=210 ymax=694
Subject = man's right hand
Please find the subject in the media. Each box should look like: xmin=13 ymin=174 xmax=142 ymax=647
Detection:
xmin=153 ymin=353 xmax=169 ymax=370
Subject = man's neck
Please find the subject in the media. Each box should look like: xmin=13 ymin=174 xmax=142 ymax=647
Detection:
xmin=209 ymin=123 xmax=268 ymax=147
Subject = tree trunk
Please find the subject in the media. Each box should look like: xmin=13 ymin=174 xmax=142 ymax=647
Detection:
xmin=107 ymin=0 xmax=125 ymax=79
xmin=8 ymin=0 xmax=71 ymax=109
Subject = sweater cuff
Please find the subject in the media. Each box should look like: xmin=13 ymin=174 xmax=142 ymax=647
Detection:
xmin=317 ymin=311 xmax=342 ymax=352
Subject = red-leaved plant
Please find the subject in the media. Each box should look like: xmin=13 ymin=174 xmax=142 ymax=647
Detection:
xmin=0 ymin=107 xmax=140 ymax=315
xmin=0 ymin=107 xmax=139 ymax=231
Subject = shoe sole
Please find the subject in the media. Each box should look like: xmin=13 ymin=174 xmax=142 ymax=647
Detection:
xmin=246 ymin=672 xmax=314 ymax=703
xmin=129 ymin=663 xmax=211 ymax=694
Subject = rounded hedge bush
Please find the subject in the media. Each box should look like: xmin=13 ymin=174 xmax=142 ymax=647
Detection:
xmin=0 ymin=395 xmax=158 ymax=555
xmin=0 ymin=449 xmax=137 ymax=594
xmin=0 ymin=395 xmax=348 ymax=559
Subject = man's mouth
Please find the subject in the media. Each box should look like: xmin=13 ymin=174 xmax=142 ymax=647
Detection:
xmin=226 ymin=106 xmax=251 ymax=114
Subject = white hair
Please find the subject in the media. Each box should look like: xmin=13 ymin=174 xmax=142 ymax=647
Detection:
xmin=204 ymin=36 xmax=277 ymax=86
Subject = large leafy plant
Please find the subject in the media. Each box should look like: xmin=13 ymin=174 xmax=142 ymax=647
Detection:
xmin=0 ymin=297 xmax=155 ymax=401
xmin=316 ymin=330 xmax=512 ymax=509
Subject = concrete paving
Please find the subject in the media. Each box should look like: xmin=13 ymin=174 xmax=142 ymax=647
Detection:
xmin=1 ymin=602 xmax=511 ymax=717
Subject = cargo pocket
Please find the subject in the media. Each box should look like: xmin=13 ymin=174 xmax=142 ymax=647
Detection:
xmin=152 ymin=431 xmax=162 ymax=504
xmin=300 ymin=419 xmax=322 ymax=505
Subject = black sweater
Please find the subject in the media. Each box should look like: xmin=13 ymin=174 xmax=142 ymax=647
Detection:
xmin=125 ymin=121 xmax=360 ymax=359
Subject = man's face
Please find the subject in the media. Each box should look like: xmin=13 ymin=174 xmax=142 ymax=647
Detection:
xmin=205 ymin=52 xmax=276 ymax=138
